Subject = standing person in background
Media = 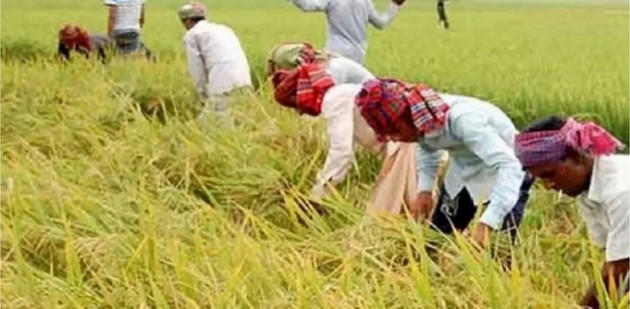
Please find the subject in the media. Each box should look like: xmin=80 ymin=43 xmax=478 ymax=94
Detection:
xmin=515 ymin=116 xmax=628 ymax=309
xmin=178 ymin=2 xmax=252 ymax=126
xmin=286 ymin=0 xmax=407 ymax=65
xmin=105 ymin=0 xmax=151 ymax=58
xmin=437 ymin=0 xmax=449 ymax=29
xmin=267 ymin=42 xmax=374 ymax=84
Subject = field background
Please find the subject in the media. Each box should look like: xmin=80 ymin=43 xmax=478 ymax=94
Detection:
xmin=1 ymin=0 xmax=629 ymax=308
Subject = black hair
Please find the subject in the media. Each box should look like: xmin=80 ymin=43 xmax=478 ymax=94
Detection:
xmin=190 ymin=17 xmax=205 ymax=23
xmin=182 ymin=16 xmax=205 ymax=25
xmin=521 ymin=115 xmax=568 ymax=133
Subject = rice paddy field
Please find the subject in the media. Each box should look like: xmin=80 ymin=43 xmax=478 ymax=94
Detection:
xmin=1 ymin=0 xmax=629 ymax=307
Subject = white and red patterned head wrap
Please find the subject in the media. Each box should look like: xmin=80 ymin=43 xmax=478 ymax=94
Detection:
xmin=515 ymin=117 xmax=623 ymax=167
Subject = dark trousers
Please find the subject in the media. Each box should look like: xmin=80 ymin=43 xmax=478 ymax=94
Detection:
xmin=430 ymin=174 xmax=534 ymax=241
xmin=437 ymin=0 xmax=449 ymax=29
xmin=112 ymin=30 xmax=153 ymax=59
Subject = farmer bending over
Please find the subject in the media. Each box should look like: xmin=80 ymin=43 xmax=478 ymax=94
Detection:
xmin=178 ymin=2 xmax=253 ymax=126
xmin=286 ymin=0 xmax=406 ymax=64
xmin=515 ymin=116 xmax=628 ymax=308
xmin=270 ymin=48 xmax=443 ymax=217
xmin=58 ymin=24 xmax=112 ymax=63
xmin=356 ymin=78 xmax=534 ymax=246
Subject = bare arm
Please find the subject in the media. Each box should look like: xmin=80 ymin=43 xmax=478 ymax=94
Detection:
xmin=107 ymin=5 xmax=116 ymax=38
xmin=140 ymin=4 xmax=145 ymax=29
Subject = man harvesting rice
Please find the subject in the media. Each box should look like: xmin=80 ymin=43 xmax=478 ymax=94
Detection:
xmin=57 ymin=24 xmax=112 ymax=63
xmin=515 ymin=116 xmax=628 ymax=308
xmin=355 ymin=78 xmax=534 ymax=246
xmin=269 ymin=45 xmax=441 ymax=217
xmin=286 ymin=0 xmax=407 ymax=64
xmin=178 ymin=2 xmax=253 ymax=125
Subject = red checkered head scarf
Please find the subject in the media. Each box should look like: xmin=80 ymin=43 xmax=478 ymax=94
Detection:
xmin=59 ymin=24 xmax=91 ymax=51
xmin=355 ymin=78 xmax=450 ymax=141
xmin=271 ymin=69 xmax=298 ymax=109
xmin=270 ymin=63 xmax=334 ymax=116
xmin=515 ymin=117 xmax=623 ymax=168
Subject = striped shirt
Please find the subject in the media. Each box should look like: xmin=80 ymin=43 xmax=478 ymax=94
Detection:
xmin=104 ymin=0 xmax=145 ymax=31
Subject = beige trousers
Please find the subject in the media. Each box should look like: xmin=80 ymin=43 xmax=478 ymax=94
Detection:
xmin=367 ymin=142 xmax=418 ymax=217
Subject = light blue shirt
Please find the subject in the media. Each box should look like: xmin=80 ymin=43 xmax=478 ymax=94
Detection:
xmin=287 ymin=0 xmax=400 ymax=64
xmin=416 ymin=94 xmax=526 ymax=230
xmin=326 ymin=56 xmax=375 ymax=84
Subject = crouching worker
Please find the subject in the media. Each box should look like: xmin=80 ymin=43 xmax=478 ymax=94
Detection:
xmin=58 ymin=24 xmax=112 ymax=63
xmin=269 ymin=45 xmax=431 ymax=218
xmin=515 ymin=116 xmax=628 ymax=308
xmin=355 ymin=78 xmax=534 ymax=247
xmin=178 ymin=2 xmax=253 ymax=126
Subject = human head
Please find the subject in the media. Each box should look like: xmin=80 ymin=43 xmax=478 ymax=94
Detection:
xmin=515 ymin=115 xmax=622 ymax=197
xmin=58 ymin=24 xmax=90 ymax=49
xmin=355 ymin=78 xmax=449 ymax=142
xmin=269 ymin=62 xmax=335 ymax=116
xmin=271 ymin=69 xmax=299 ymax=111
xmin=178 ymin=2 xmax=207 ymax=30
xmin=266 ymin=42 xmax=329 ymax=77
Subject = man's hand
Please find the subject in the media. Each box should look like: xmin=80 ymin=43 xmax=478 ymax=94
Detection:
xmin=471 ymin=222 xmax=492 ymax=248
xmin=310 ymin=184 xmax=329 ymax=202
xmin=579 ymin=258 xmax=630 ymax=309
xmin=392 ymin=0 xmax=407 ymax=5
xmin=409 ymin=191 xmax=434 ymax=221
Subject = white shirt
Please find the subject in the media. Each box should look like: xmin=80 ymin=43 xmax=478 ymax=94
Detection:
xmin=416 ymin=94 xmax=526 ymax=229
xmin=104 ymin=0 xmax=144 ymax=32
xmin=288 ymin=0 xmax=400 ymax=64
xmin=311 ymin=84 xmax=384 ymax=198
xmin=326 ymin=56 xmax=375 ymax=84
xmin=183 ymin=20 xmax=252 ymax=96
xmin=577 ymin=155 xmax=630 ymax=262
xmin=307 ymin=57 xmax=374 ymax=198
